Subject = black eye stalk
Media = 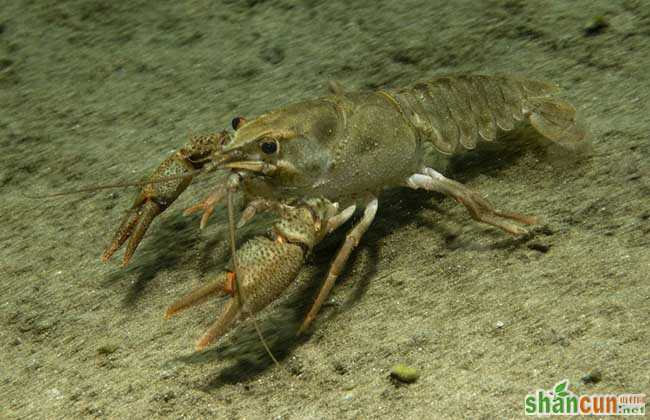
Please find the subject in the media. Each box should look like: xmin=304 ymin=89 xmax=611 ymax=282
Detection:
xmin=231 ymin=116 xmax=247 ymax=130
xmin=260 ymin=139 xmax=278 ymax=155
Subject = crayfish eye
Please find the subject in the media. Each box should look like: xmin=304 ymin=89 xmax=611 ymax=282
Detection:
xmin=231 ymin=116 xmax=246 ymax=130
xmin=260 ymin=139 xmax=278 ymax=155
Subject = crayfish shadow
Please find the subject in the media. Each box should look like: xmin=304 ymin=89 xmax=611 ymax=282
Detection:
xmin=102 ymin=211 xmax=226 ymax=308
xmin=444 ymin=126 xmax=551 ymax=183
xmin=102 ymin=195 xmax=265 ymax=309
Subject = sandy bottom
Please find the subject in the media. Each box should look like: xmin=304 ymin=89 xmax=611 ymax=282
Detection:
xmin=1 ymin=1 xmax=648 ymax=418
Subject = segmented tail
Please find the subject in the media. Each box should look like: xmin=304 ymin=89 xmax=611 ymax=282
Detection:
xmin=385 ymin=75 xmax=587 ymax=155
xmin=526 ymin=96 xmax=587 ymax=146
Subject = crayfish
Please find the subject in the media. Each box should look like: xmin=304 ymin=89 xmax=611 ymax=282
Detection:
xmin=100 ymin=74 xmax=587 ymax=350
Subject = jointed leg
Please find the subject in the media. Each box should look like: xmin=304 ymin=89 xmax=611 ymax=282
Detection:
xmin=407 ymin=167 xmax=537 ymax=235
xmin=183 ymin=184 xmax=227 ymax=229
xmin=237 ymin=199 xmax=295 ymax=229
xmin=298 ymin=197 xmax=378 ymax=334
xmin=325 ymin=204 xmax=357 ymax=234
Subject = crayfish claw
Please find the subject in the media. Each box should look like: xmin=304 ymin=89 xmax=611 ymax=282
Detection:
xmin=164 ymin=273 xmax=229 ymax=320
xmin=196 ymin=298 xmax=241 ymax=351
xmin=121 ymin=200 xmax=162 ymax=266
xmin=101 ymin=207 xmax=140 ymax=264
xmin=101 ymin=193 xmax=166 ymax=266
xmin=166 ymin=198 xmax=350 ymax=351
xmin=101 ymin=193 xmax=151 ymax=264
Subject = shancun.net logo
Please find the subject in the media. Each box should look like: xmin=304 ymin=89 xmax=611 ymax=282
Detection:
xmin=524 ymin=380 xmax=646 ymax=416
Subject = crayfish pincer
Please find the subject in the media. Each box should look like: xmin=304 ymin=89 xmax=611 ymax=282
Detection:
xmin=101 ymin=74 xmax=587 ymax=349
xmin=164 ymin=198 xmax=355 ymax=350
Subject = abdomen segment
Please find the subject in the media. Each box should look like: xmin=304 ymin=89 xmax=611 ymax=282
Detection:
xmin=384 ymin=74 xmax=587 ymax=155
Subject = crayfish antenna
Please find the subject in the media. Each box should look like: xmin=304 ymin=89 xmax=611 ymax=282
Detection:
xmin=24 ymin=168 xmax=209 ymax=200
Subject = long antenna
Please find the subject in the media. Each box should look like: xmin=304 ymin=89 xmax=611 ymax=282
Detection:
xmin=24 ymin=168 xmax=209 ymax=199
xmin=226 ymin=173 xmax=282 ymax=369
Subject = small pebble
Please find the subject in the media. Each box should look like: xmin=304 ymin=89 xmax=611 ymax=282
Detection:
xmin=581 ymin=370 xmax=602 ymax=384
xmin=342 ymin=382 xmax=355 ymax=391
xmin=528 ymin=242 xmax=551 ymax=253
xmin=584 ymin=16 xmax=608 ymax=36
xmin=47 ymin=388 xmax=63 ymax=400
xmin=495 ymin=321 xmax=505 ymax=329
xmin=260 ymin=47 xmax=285 ymax=65
xmin=160 ymin=369 xmax=178 ymax=380
xmin=390 ymin=364 xmax=420 ymax=384
xmin=97 ymin=343 xmax=119 ymax=355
